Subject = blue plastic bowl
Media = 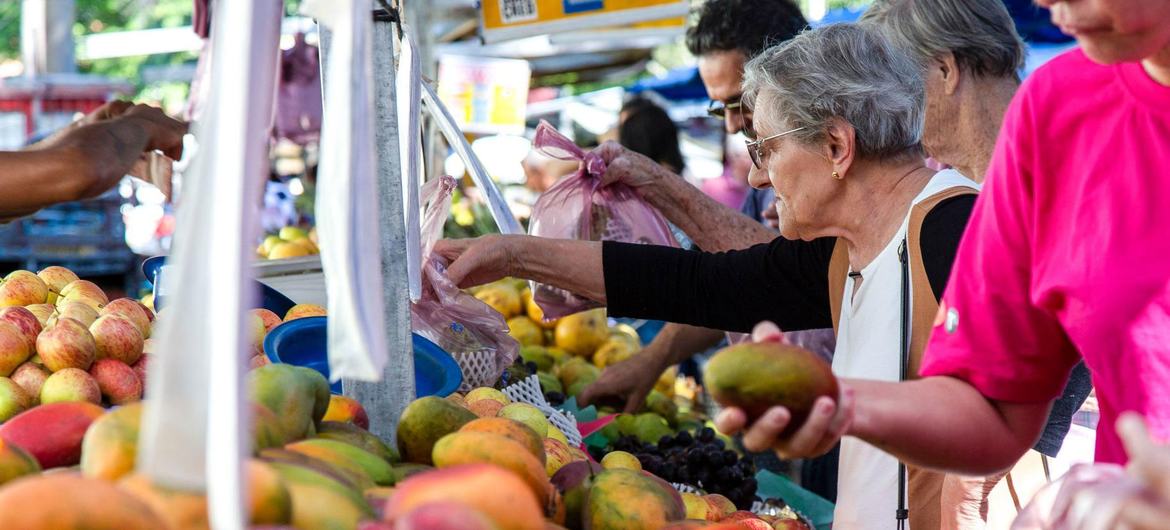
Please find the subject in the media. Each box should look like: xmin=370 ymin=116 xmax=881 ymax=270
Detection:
xmin=142 ymin=256 xmax=296 ymax=316
xmin=263 ymin=316 xmax=462 ymax=397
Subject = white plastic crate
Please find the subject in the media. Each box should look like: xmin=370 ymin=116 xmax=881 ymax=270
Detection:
xmin=503 ymin=374 xmax=582 ymax=447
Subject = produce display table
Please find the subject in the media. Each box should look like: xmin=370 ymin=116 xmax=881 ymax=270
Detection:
xmin=254 ymin=255 xmax=327 ymax=306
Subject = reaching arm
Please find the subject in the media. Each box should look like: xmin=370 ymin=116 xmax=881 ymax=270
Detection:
xmin=595 ymin=141 xmax=775 ymax=251
xmin=0 ymin=104 xmax=185 ymax=218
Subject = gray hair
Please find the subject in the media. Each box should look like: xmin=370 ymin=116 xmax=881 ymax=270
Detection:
xmin=861 ymin=0 xmax=1025 ymax=79
xmin=743 ymin=23 xmax=925 ymax=160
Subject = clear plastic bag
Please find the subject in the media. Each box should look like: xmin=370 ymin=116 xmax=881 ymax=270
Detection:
xmin=527 ymin=120 xmax=678 ymax=319
xmin=1012 ymin=463 xmax=1151 ymax=530
xmin=411 ymin=176 xmax=519 ymax=387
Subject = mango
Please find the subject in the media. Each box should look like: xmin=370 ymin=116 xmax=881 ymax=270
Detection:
xmin=498 ymin=402 xmax=550 ymax=438
xmin=396 ymin=396 xmax=476 ymax=465
xmin=681 ymin=493 xmax=713 ymax=521
xmin=252 ymin=401 xmax=289 ymax=451
xmin=460 ymin=417 xmax=546 ymax=465
xmin=80 ymin=402 xmax=142 ymax=480
xmin=705 ymin=342 xmax=839 ymax=436
xmin=118 ymin=474 xmax=209 ymax=529
xmin=554 ymin=309 xmax=608 ymax=358
xmin=703 ymin=494 xmax=737 ymax=520
xmin=285 ymin=438 xmax=396 ymax=486
xmin=260 ymin=447 xmax=372 ymax=490
xmin=390 ymin=462 xmax=434 ymax=483
xmin=475 ymin=284 xmax=522 ymax=319
xmin=645 ymin=390 xmax=678 ymax=425
xmin=247 ymin=459 xmax=294 ymax=525
xmin=0 ymin=401 xmax=104 ymax=468
xmin=544 ymin=437 xmax=575 ymax=477
xmin=0 ymin=437 xmax=39 ymax=486
xmin=316 ymin=421 xmax=399 ymax=463
xmin=0 ymin=475 xmax=165 ymax=529
xmin=248 ymin=364 xmax=331 ymax=442
xmin=557 ymin=358 xmax=600 ymax=390
xmin=393 ymin=501 xmax=500 ymax=530
xmin=583 ymin=469 xmax=686 ymax=530
xmin=551 ymin=460 xmax=604 ymax=530
xmin=600 ymin=450 xmax=641 ymax=471
xmin=465 ymin=386 xmax=510 ymax=405
xmin=431 ymin=431 xmax=553 ymax=507
xmin=323 ymin=394 xmax=369 ymax=430
xmin=384 ymin=463 xmax=545 ymax=530
xmin=509 ymin=317 xmax=546 ymax=347
xmin=548 ymin=425 xmax=571 ymax=445
xmin=272 ymin=461 xmax=374 ymax=530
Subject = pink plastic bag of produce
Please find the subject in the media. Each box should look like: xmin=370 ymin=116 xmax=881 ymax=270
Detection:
xmin=527 ymin=120 xmax=678 ymax=319
xmin=1011 ymin=463 xmax=1149 ymax=530
xmin=412 ymin=176 xmax=519 ymax=388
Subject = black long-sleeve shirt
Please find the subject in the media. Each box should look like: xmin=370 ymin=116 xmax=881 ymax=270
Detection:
xmin=602 ymin=195 xmax=977 ymax=333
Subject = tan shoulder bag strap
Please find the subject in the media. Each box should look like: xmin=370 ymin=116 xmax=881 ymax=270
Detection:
xmin=827 ymin=237 xmax=850 ymax=334
xmin=904 ymin=186 xmax=978 ymax=378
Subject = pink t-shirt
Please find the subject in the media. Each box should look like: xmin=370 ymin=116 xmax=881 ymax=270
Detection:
xmin=919 ymin=49 xmax=1170 ymax=464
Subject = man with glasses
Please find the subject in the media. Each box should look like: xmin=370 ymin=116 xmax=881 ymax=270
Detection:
xmin=580 ymin=0 xmax=841 ymax=502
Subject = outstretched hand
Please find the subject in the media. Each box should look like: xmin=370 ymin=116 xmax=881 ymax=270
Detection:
xmin=1116 ymin=413 xmax=1170 ymax=529
xmin=594 ymin=141 xmax=671 ymax=189
xmin=712 ymin=321 xmax=855 ymax=459
xmin=433 ymin=234 xmax=515 ymax=289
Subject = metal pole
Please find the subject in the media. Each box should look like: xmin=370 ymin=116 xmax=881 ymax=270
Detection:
xmin=21 ymin=0 xmax=77 ymax=76
xmin=323 ymin=13 xmax=415 ymax=443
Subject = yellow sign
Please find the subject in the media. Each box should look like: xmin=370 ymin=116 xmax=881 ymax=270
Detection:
xmin=437 ymin=55 xmax=532 ymax=135
xmin=481 ymin=0 xmax=689 ymax=43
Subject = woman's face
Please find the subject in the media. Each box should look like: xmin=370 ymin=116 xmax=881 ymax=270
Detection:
xmin=1036 ymin=0 xmax=1170 ymax=64
xmin=746 ymin=93 xmax=839 ymax=241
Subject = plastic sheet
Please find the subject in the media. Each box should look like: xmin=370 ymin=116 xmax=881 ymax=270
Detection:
xmin=527 ymin=120 xmax=677 ymax=318
xmin=1012 ymin=463 xmax=1151 ymax=530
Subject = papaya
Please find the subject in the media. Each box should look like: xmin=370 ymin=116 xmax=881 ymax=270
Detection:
xmin=260 ymin=447 xmax=372 ymax=490
xmin=396 ymin=396 xmax=476 ymax=465
xmin=0 ymin=401 xmax=104 ymax=468
xmin=0 ymin=474 xmax=167 ymax=529
xmin=316 ymin=421 xmax=398 ymax=462
xmin=0 ymin=437 xmax=39 ymax=486
xmin=704 ymin=342 xmax=838 ymax=436
xmin=431 ymin=431 xmax=553 ymax=507
xmin=118 ymin=473 xmax=209 ymax=529
xmin=80 ymin=402 xmax=142 ymax=480
xmin=285 ymin=438 xmax=396 ymax=486
xmin=247 ymin=459 xmax=293 ymax=525
xmin=271 ymin=461 xmax=373 ymax=530
xmin=583 ymin=469 xmax=686 ymax=530
xmin=247 ymin=364 xmax=331 ymax=443
xmin=385 ymin=463 xmax=544 ymax=530
xmin=459 ymin=417 xmax=546 ymax=465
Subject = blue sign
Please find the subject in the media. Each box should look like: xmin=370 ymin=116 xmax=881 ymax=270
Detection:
xmin=563 ymin=0 xmax=604 ymax=14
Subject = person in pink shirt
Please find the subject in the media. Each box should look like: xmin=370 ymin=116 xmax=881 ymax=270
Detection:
xmin=715 ymin=0 xmax=1170 ymax=527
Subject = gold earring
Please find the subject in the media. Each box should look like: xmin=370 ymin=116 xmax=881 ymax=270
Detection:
xmin=832 ymin=171 xmax=842 ymax=180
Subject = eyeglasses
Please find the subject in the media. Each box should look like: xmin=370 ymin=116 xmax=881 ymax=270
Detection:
xmin=746 ymin=126 xmax=807 ymax=169
xmin=706 ymin=97 xmax=742 ymax=120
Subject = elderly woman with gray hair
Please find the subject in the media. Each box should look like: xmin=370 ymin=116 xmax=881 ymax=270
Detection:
xmin=436 ymin=24 xmax=975 ymax=529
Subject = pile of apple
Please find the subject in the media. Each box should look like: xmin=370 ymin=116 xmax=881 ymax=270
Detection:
xmin=0 ymin=267 xmax=154 ymax=421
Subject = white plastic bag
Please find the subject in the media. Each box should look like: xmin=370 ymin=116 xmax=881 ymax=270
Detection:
xmin=397 ymin=28 xmax=423 ymax=302
xmin=305 ymin=0 xmax=388 ymax=383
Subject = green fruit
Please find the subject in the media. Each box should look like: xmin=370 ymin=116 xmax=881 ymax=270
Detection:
xmin=614 ymin=414 xmax=637 ymax=437
xmin=278 ymin=226 xmax=309 ymax=241
xmin=270 ymin=461 xmax=373 ymax=530
xmin=316 ymin=421 xmax=399 ymax=463
xmin=396 ymin=396 xmax=477 ymax=465
xmin=521 ymin=346 xmax=556 ymax=372
xmin=285 ymin=438 xmax=396 ymax=486
xmin=705 ymin=342 xmax=839 ymax=436
xmin=248 ymin=364 xmax=331 ymax=442
xmin=632 ymin=413 xmax=672 ymax=444
xmin=537 ymin=371 xmax=563 ymax=395
xmin=644 ymin=390 xmax=678 ymax=426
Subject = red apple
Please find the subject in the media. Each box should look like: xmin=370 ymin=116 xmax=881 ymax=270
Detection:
xmin=90 ymin=315 xmax=144 ymax=365
xmin=56 ymin=280 xmax=108 ymax=311
xmin=252 ymin=308 xmax=282 ymax=333
xmin=0 ymin=320 xmax=31 ymax=377
xmin=53 ymin=300 xmax=100 ymax=328
xmin=40 ymin=367 xmax=101 ymax=405
xmin=37 ymin=266 xmax=79 ymax=305
xmin=248 ymin=311 xmax=267 ymax=355
xmin=0 ymin=306 xmax=42 ymax=351
xmin=36 ymin=317 xmax=97 ymax=372
xmin=131 ymin=355 xmax=149 ymax=388
xmin=136 ymin=300 xmax=155 ymax=321
xmin=10 ymin=362 xmax=49 ymax=401
xmin=0 ymin=376 xmax=32 ymax=422
xmin=0 ymin=270 xmax=48 ymax=307
xmin=101 ymin=298 xmax=152 ymax=338
xmin=89 ymin=359 xmax=142 ymax=405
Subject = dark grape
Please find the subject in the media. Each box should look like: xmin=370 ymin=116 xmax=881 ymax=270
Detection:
xmin=712 ymin=438 xmax=725 ymax=449
xmin=699 ymin=427 xmax=715 ymax=442
xmin=722 ymin=450 xmax=737 ymax=466
xmin=675 ymin=431 xmax=693 ymax=445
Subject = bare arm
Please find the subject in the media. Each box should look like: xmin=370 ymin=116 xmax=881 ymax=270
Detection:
xmin=596 ymin=141 xmax=774 ymax=251
xmin=437 ymin=235 xmax=607 ymax=302
xmin=0 ymin=104 xmax=185 ymax=219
